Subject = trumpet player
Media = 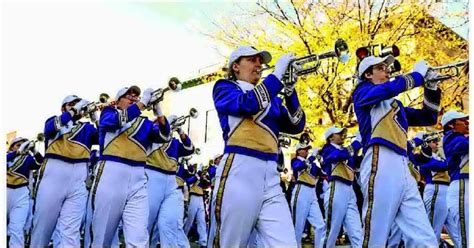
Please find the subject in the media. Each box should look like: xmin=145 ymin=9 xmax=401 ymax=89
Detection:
xmin=412 ymin=131 xmax=459 ymax=245
xmin=353 ymin=55 xmax=441 ymax=247
xmin=7 ymin=137 xmax=44 ymax=248
xmin=441 ymin=110 xmax=469 ymax=247
xmin=291 ymin=142 xmax=326 ymax=248
xmin=209 ymin=45 xmax=305 ymax=247
xmin=184 ymin=163 xmax=211 ymax=248
xmin=146 ymin=114 xmax=195 ymax=248
xmin=88 ymin=86 xmax=171 ymax=247
xmin=31 ymin=95 xmax=98 ymax=247
xmin=319 ymin=127 xmax=363 ymax=248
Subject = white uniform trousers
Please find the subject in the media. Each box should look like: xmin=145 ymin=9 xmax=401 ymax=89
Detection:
xmin=423 ymin=183 xmax=456 ymax=244
xmin=360 ymin=145 xmax=437 ymax=247
xmin=146 ymin=169 xmax=180 ymax=247
xmin=321 ymin=180 xmax=362 ymax=248
xmin=31 ymin=158 xmax=88 ymax=248
xmin=184 ymin=194 xmax=207 ymax=246
xmin=208 ymin=153 xmax=297 ymax=248
xmin=8 ymin=186 xmax=30 ymax=248
xmin=89 ymin=160 xmax=149 ymax=247
xmin=447 ymin=179 xmax=469 ymax=248
xmin=291 ymin=183 xmax=326 ymax=248
xmin=176 ymin=188 xmax=190 ymax=248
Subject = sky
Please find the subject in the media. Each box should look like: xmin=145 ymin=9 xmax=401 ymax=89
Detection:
xmin=2 ymin=1 xmax=253 ymax=139
xmin=1 ymin=0 xmax=469 ymax=141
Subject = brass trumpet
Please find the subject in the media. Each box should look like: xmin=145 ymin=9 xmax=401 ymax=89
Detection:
xmin=195 ymin=148 xmax=201 ymax=155
xmin=260 ymin=39 xmax=350 ymax=86
xmin=170 ymin=108 xmax=199 ymax=131
xmin=426 ymin=60 xmax=468 ymax=82
xmin=147 ymin=77 xmax=182 ymax=109
xmin=278 ymin=133 xmax=301 ymax=148
xmin=81 ymin=93 xmax=113 ymax=114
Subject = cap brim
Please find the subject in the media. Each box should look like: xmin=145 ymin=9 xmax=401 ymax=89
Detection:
xmin=258 ymin=51 xmax=272 ymax=64
xmin=128 ymin=85 xmax=141 ymax=96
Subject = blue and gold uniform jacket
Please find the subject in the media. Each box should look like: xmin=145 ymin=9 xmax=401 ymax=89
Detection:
xmin=321 ymin=141 xmax=362 ymax=185
xmin=44 ymin=111 xmax=99 ymax=163
xmin=99 ymin=104 xmax=170 ymax=167
xmin=213 ymin=74 xmax=305 ymax=161
xmin=291 ymin=156 xmax=322 ymax=188
xmin=418 ymin=153 xmax=450 ymax=185
xmin=146 ymin=135 xmax=194 ymax=174
xmin=176 ymin=163 xmax=189 ymax=189
xmin=443 ymin=131 xmax=469 ymax=181
xmin=7 ymin=151 xmax=43 ymax=188
xmin=186 ymin=172 xmax=211 ymax=196
xmin=352 ymin=72 xmax=441 ymax=156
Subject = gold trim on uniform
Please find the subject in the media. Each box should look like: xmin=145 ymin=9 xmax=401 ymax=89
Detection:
xmin=429 ymin=184 xmax=439 ymax=225
xmin=460 ymin=160 xmax=469 ymax=174
xmin=213 ymin=153 xmax=235 ymax=248
xmin=89 ymin=160 xmax=106 ymax=247
xmin=7 ymin=155 xmax=28 ymax=187
xmin=459 ymin=179 xmax=467 ymax=248
xmin=371 ymin=102 xmax=407 ymax=150
xmin=332 ymin=162 xmax=355 ymax=182
xmin=323 ymin=181 xmax=336 ymax=247
xmin=408 ymin=162 xmax=421 ymax=183
xmin=363 ymin=145 xmax=379 ymax=248
xmin=46 ymin=124 xmax=91 ymax=160
xmin=432 ymin=171 xmax=450 ymax=183
xmin=227 ymin=117 xmax=278 ymax=154
xmin=146 ymin=142 xmax=177 ymax=172
xmin=297 ymin=171 xmax=317 ymax=186
xmin=292 ymin=184 xmax=302 ymax=224
xmin=103 ymin=117 xmax=147 ymax=162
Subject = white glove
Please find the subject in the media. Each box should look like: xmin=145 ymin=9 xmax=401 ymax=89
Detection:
xmin=140 ymin=88 xmax=154 ymax=106
xmin=73 ymin=99 xmax=89 ymax=115
xmin=18 ymin=141 xmax=32 ymax=154
xmin=273 ymin=53 xmax=296 ymax=81
xmin=176 ymin=127 xmax=184 ymax=135
xmin=415 ymin=132 xmax=425 ymax=141
xmin=167 ymin=115 xmax=178 ymax=125
xmin=311 ymin=148 xmax=319 ymax=158
xmin=413 ymin=60 xmax=429 ymax=77
xmin=153 ymin=102 xmax=164 ymax=117
xmin=424 ymin=70 xmax=440 ymax=90
xmin=354 ymin=131 xmax=362 ymax=143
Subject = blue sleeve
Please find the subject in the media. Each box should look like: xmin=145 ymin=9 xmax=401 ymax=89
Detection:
xmin=44 ymin=112 xmax=73 ymax=138
xmin=449 ymin=135 xmax=469 ymax=156
xmin=291 ymin=159 xmax=307 ymax=173
xmin=325 ymin=149 xmax=351 ymax=165
xmin=420 ymin=158 xmax=448 ymax=172
xmin=149 ymin=119 xmax=171 ymax=143
xmin=177 ymin=135 xmax=195 ymax=157
xmin=350 ymin=140 xmax=362 ymax=153
xmin=7 ymin=151 xmax=17 ymax=162
xmin=405 ymin=88 xmax=441 ymax=126
xmin=208 ymin=166 xmax=217 ymax=181
xmin=99 ymin=104 xmax=141 ymax=132
xmin=26 ymin=155 xmax=42 ymax=170
xmin=213 ymin=75 xmax=284 ymax=116
xmin=278 ymin=93 xmax=306 ymax=134
xmin=186 ymin=175 xmax=198 ymax=185
xmin=353 ymin=72 xmax=424 ymax=108
xmin=310 ymin=162 xmax=321 ymax=177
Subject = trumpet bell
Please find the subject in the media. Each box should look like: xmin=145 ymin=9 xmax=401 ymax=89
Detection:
xmin=335 ymin=39 xmax=350 ymax=63
xmin=168 ymin=77 xmax=182 ymax=91
xmin=189 ymin=108 xmax=199 ymax=118
xmin=99 ymin=93 xmax=110 ymax=104
xmin=36 ymin=133 xmax=45 ymax=142
xmin=195 ymin=148 xmax=201 ymax=155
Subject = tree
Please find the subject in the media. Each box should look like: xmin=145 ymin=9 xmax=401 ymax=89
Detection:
xmin=204 ymin=0 xmax=468 ymax=144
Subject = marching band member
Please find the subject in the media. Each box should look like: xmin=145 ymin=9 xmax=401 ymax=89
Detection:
xmin=208 ymin=45 xmax=305 ymax=247
xmin=441 ymin=110 xmax=469 ymax=247
xmin=320 ymin=127 xmax=363 ymax=248
xmin=291 ymin=142 xmax=326 ymax=248
xmin=352 ymin=55 xmax=440 ymax=247
xmin=146 ymin=114 xmax=195 ymax=247
xmin=7 ymin=138 xmax=43 ymax=248
xmin=89 ymin=86 xmax=170 ymax=247
xmin=31 ymin=95 xmax=98 ymax=247
xmin=415 ymin=132 xmax=459 ymax=245
xmin=184 ymin=163 xmax=211 ymax=248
